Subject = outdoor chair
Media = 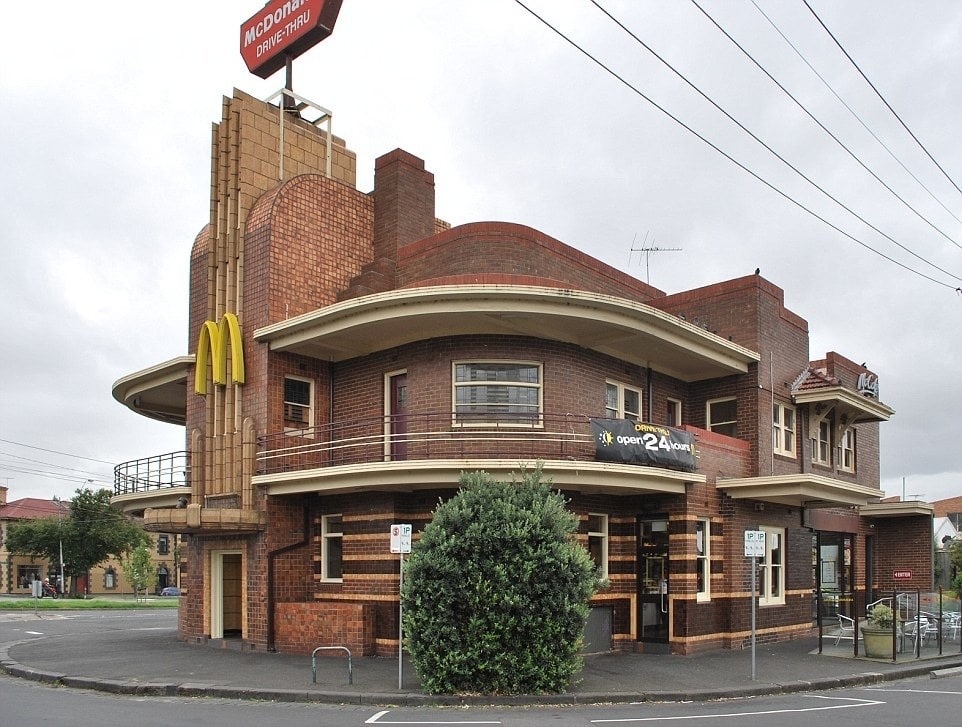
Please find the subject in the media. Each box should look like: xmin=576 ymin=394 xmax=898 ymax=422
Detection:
xmin=834 ymin=614 xmax=858 ymax=645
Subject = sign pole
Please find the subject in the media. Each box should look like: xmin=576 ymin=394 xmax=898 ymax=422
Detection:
xmin=390 ymin=523 xmax=412 ymax=691
xmin=744 ymin=529 xmax=765 ymax=682
xmin=751 ymin=555 xmax=757 ymax=681
xmin=398 ymin=551 xmax=404 ymax=690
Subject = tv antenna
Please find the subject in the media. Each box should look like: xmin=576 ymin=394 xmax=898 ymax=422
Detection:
xmin=628 ymin=232 xmax=682 ymax=285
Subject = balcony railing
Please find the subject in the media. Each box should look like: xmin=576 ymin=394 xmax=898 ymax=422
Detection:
xmin=257 ymin=411 xmax=596 ymax=475
xmin=114 ymin=451 xmax=190 ymax=496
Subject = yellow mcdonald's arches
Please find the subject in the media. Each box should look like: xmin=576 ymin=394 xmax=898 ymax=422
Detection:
xmin=194 ymin=312 xmax=246 ymax=395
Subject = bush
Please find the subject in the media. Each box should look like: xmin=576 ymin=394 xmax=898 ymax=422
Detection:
xmin=400 ymin=465 xmax=599 ymax=694
xmin=867 ymin=603 xmax=894 ymax=629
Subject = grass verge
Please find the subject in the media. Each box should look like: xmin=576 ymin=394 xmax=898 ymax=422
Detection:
xmin=0 ymin=597 xmax=180 ymax=610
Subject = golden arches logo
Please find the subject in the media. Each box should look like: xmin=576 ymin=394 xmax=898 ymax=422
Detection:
xmin=194 ymin=312 xmax=246 ymax=395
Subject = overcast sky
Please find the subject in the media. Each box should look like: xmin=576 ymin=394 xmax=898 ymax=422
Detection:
xmin=1 ymin=1 xmax=960 ymax=505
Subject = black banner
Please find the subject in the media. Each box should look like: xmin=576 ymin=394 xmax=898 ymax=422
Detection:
xmin=590 ymin=419 xmax=697 ymax=472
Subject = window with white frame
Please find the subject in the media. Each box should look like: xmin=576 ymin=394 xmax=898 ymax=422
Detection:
xmin=758 ymin=526 xmax=785 ymax=606
xmin=666 ymin=398 xmax=682 ymax=428
xmin=587 ymin=513 xmax=609 ymax=578
xmin=284 ymin=376 xmax=314 ymax=432
xmin=696 ymin=518 xmax=710 ymax=601
xmin=706 ymin=397 xmax=737 ymax=437
xmin=605 ymin=381 xmax=641 ymax=421
xmin=812 ymin=419 xmax=831 ymax=466
xmin=840 ymin=428 xmax=856 ymax=472
xmin=772 ymin=402 xmax=796 ymax=457
xmin=453 ymin=361 xmax=542 ymax=426
xmin=321 ymin=514 xmax=343 ymax=582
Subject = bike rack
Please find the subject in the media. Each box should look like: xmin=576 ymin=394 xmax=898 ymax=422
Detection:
xmin=311 ymin=645 xmax=353 ymax=685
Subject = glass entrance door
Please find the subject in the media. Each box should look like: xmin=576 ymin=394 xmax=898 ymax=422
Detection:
xmin=637 ymin=517 xmax=669 ymax=643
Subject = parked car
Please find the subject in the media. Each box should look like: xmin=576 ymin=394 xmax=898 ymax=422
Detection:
xmin=160 ymin=586 xmax=182 ymax=596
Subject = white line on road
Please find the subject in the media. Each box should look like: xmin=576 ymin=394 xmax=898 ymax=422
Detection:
xmin=590 ymin=695 xmax=885 ymax=723
xmin=365 ymin=709 xmax=501 ymax=725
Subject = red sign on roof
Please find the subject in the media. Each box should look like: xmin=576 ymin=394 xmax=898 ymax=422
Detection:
xmin=240 ymin=0 xmax=343 ymax=79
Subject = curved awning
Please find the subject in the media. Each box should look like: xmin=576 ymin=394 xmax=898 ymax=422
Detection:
xmin=112 ymin=356 xmax=194 ymax=425
xmin=717 ymin=473 xmax=883 ymax=508
xmin=255 ymin=458 xmax=705 ymax=497
xmin=254 ymin=285 xmax=759 ymax=382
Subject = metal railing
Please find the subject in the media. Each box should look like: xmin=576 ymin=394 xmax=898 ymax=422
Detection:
xmin=257 ymin=411 xmax=596 ymax=475
xmin=114 ymin=451 xmax=190 ymax=496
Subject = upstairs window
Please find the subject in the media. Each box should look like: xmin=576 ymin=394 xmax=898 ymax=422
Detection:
xmin=284 ymin=376 xmax=314 ymax=432
xmin=157 ymin=535 xmax=170 ymax=555
xmin=813 ymin=420 xmax=831 ymax=466
xmin=772 ymin=402 xmax=796 ymax=457
xmin=453 ymin=362 xmax=542 ymax=426
xmin=666 ymin=398 xmax=682 ymax=428
xmin=706 ymin=398 xmax=737 ymax=437
xmin=605 ymin=381 xmax=642 ymax=421
xmin=840 ymin=429 xmax=856 ymax=472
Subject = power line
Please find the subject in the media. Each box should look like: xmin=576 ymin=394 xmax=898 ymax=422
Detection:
xmin=690 ymin=0 xmax=962 ymax=251
xmin=512 ymin=1 xmax=959 ymax=290
xmin=802 ymin=0 xmax=962 ymax=204
xmin=588 ymin=0 xmax=962 ymax=282
xmin=0 ymin=437 xmax=117 ymax=466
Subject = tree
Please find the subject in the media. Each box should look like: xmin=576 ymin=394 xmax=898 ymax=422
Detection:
xmin=400 ymin=465 xmax=599 ymax=695
xmin=6 ymin=487 xmax=150 ymax=596
xmin=949 ymin=538 xmax=962 ymax=595
xmin=121 ymin=543 xmax=157 ymax=600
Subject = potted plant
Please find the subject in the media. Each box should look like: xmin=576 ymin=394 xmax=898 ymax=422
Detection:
xmin=861 ymin=604 xmax=895 ymax=658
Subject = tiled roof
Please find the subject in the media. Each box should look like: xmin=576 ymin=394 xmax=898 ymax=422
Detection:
xmin=0 ymin=498 xmax=70 ymax=521
xmin=792 ymin=367 xmax=841 ymax=392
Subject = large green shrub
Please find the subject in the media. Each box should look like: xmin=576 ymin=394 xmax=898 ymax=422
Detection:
xmin=400 ymin=465 xmax=599 ymax=694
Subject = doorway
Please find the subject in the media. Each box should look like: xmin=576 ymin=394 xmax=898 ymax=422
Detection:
xmin=385 ymin=371 xmax=408 ymax=461
xmin=637 ymin=516 xmax=670 ymax=644
xmin=210 ymin=550 xmax=243 ymax=639
xmin=814 ymin=532 xmax=854 ymax=619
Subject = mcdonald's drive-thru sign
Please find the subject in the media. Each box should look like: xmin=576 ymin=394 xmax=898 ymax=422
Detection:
xmin=195 ymin=313 xmax=246 ymax=395
xmin=240 ymin=0 xmax=343 ymax=79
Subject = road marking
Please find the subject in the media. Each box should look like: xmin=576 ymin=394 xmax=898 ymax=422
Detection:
xmin=366 ymin=710 xmax=501 ymax=725
xmin=866 ymin=687 xmax=962 ymax=695
xmin=590 ymin=695 xmax=885 ymax=723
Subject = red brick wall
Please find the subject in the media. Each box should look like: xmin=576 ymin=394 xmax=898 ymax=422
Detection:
xmin=274 ymin=601 xmax=375 ymax=655
xmin=397 ymin=222 xmax=663 ymax=301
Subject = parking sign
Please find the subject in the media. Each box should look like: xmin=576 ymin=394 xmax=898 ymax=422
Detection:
xmin=744 ymin=530 xmax=765 ymax=558
xmin=390 ymin=524 xmax=412 ymax=554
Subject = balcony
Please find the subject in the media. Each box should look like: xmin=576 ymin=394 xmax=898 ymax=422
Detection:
xmin=254 ymin=412 xmax=705 ymax=497
xmin=112 ymin=450 xmax=191 ymax=514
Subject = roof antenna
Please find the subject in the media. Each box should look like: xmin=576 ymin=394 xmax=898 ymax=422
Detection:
xmin=628 ymin=231 xmax=682 ymax=285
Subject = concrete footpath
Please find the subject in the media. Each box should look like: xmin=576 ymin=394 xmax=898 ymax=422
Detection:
xmin=3 ymin=613 xmax=962 ymax=706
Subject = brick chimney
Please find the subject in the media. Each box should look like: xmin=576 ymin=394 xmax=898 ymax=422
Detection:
xmin=338 ymin=149 xmax=435 ymax=301
xmin=373 ymin=149 xmax=436 ymax=263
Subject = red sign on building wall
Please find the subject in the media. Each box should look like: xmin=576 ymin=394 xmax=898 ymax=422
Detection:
xmin=240 ymin=0 xmax=343 ymax=79
xmin=893 ymin=570 xmax=913 ymax=579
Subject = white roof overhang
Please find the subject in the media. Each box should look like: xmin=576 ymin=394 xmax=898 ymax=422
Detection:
xmin=111 ymin=356 xmax=194 ymax=425
xmin=254 ymin=285 xmax=759 ymax=382
xmin=717 ymin=473 xmax=884 ymax=508
xmin=255 ymin=458 xmax=705 ymax=497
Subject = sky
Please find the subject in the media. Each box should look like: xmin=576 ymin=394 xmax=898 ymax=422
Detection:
xmin=1 ymin=1 xmax=960 ymax=505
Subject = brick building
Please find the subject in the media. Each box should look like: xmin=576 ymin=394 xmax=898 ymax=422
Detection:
xmin=0 ymin=486 xmax=179 ymax=597
xmin=111 ymin=89 xmax=933 ymax=656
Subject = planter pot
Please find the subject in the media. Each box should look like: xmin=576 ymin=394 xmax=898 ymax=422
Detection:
xmin=861 ymin=624 xmax=896 ymax=658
